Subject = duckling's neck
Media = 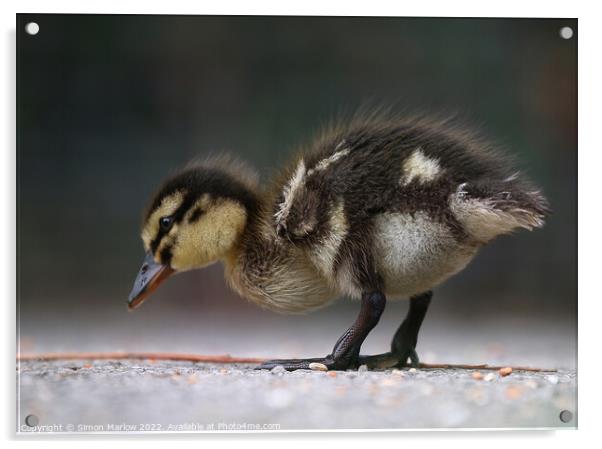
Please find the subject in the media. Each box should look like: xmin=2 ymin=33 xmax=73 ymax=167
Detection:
xmin=222 ymin=191 xmax=336 ymax=313
xmin=223 ymin=196 xmax=275 ymax=268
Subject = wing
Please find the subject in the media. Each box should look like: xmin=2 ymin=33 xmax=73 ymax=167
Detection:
xmin=273 ymin=114 xmax=548 ymax=246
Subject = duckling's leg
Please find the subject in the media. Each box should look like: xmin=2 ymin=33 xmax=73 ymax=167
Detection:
xmin=256 ymin=291 xmax=386 ymax=371
xmin=358 ymin=291 xmax=432 ymax=369
xmin=390 ymin=291 xmax=432 ymax=367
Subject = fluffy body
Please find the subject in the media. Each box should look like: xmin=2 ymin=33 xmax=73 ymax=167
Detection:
xmin=140 ymin=115 xmax=549 ymax=313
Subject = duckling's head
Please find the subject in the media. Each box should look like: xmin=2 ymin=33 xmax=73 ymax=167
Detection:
xmin=128 ymin=157 xmax=259 ymax=310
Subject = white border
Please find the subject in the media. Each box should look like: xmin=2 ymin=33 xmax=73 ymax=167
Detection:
xmin=2 ymin=0 xmax=597 ymax=447
xmin=0 ymin=0 xmax=586 ymax=17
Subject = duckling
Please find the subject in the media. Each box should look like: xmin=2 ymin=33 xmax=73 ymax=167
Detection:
xmin=127 ymin=113 xmax=549 ymax=371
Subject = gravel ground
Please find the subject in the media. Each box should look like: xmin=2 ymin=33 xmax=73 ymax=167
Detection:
xmin=17 ymin=359 xmax=576 ymax=432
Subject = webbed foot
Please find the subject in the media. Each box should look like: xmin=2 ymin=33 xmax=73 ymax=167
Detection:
xmin=357 ymin=345 xmax=420 ymax=370
xmin=393 ymin=343 xmax=420 ymax=368
xmin=256 ymin=292 xmax=387 ymax=372
xmin=354 ymin=291 xmax=431 ymax=371
xmin=255 ymin=355 xmax=358 ymax=371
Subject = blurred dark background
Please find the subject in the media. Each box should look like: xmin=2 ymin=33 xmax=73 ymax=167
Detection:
xmin=17 ymin=15 xmax=577 ymax=367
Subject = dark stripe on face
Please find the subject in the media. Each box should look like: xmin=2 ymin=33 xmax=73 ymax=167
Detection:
xmin=188 ymin=207 xmax=204 ymax=223
xmin=150 ymin=231 xmax=163 ymax=255
xmin=150 ymin=224 xmax=170 ymax=255
xmin=145 ymin=166 xmax=260 ymax=258
xmin=149 ymin=192 xmax=197 ymax=255
xmin=145 ymin=168 xmax=258 ymax=223
xmin=160 ymin=245 xmax=173 ymax=266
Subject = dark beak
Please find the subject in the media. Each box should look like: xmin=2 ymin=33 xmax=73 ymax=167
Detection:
xmin=127 ymin=251 xmax=174 ymax=310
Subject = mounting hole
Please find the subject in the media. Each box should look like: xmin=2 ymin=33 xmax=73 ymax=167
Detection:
xmin=25 ymin=414 xmax=39 ymax=427
xmin=25 ymin=22 xmax=39 ymax=36
xmin=559 ymin=26 xmax=573 ymax=40
xmin=559 ymin=409 xmax=573 ymax=423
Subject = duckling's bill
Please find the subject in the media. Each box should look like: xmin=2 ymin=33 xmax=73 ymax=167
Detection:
xmin=128 ymin=251 xmax=174 ymax=310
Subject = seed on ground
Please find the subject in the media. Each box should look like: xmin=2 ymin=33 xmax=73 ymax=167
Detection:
xmin=499 ymin=367 xmax=513 ymax=377
xmin=309 ymin=362 xmax=328 ymax=371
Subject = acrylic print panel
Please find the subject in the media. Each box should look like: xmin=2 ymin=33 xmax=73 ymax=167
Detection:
xmin=17 ymin=14 xmax=577 ymax=432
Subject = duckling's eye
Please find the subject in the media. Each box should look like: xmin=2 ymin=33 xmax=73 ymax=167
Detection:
xmin=159 ymin=216 xmax=174 ymax=232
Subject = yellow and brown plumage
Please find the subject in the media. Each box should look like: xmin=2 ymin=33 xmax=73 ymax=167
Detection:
xmin=128 ymin=113 xmax=549 ymax=371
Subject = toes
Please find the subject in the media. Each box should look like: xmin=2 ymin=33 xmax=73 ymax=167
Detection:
xmin=255 ymin=356 xmax=359 ymax=371
xmin=358 ymin=352 xmax=398 ymax=369
xmin=407 ymin=348 xmax=420 ymax=368
xmin=255 ymin=357 xmax=332 ymax=371
xmin=255 ymin=359 xmax=305 ymax=371
xmin=392 ymin=346 xmax=420 ymax=369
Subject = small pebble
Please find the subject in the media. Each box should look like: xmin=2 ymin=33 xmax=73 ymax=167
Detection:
xmin=546 ymin=375 xmax=559 ymax=385
xmin=309 ymin=362 xmax=328 ymax=371
xmin=483 ymin=372 xmax=496 ymax=382
xmin=471 ymin=371 xmax=483 ymax=380
xmin=358 ymin=364 xmax=368 ymax=373
xmin=499 ymin=367 xmax=513 ymax=377
xmin=270 ymin=365 xmax=286 ymax=374
xmin=408 ymin=368 xmax=417 ymax=373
